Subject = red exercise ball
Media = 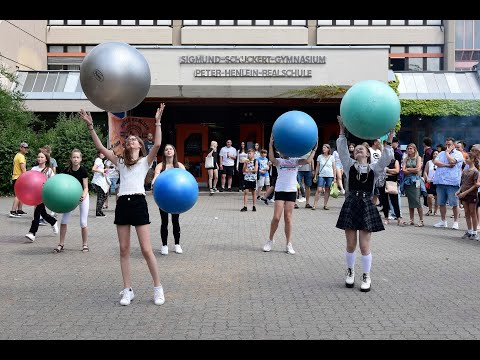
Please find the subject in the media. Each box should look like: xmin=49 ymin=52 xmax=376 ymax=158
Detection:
xmin=14 ymin=170 xmax=48 ymax=206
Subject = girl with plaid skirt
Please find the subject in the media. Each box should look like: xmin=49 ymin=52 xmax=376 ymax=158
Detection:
xmin=336 ymin=116 xmax=394 ymax=292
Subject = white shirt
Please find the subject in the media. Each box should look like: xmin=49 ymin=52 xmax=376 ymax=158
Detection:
xmin=369 ymin=148 xmax=382 ymax=165
xmin=117 ymin=157 xmax=152 ymax=196
xmin=275 ymin=158 xmax=300 ymax=192
xmin=219 ymin=146 xmax=237 ymax=167
xmin=92 ymin=157 xmax=105 ymax=183
xmin=31 ymin=165 xmax=54 ymax=179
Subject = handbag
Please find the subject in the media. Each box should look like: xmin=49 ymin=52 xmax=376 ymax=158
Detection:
xmin=205 ymin=155 xmax=214 ymax=169
xmin=385 ymin=180 xmax=398 ymax=195
xmin=330 ymin=182 xmax=340 ymax=198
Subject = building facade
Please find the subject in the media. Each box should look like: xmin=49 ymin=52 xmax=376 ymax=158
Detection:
xmin=1 ymin=19 xmax=478 ymax=186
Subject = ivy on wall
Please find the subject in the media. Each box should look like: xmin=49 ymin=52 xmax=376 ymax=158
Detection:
xmin=400 ymin=99 xmax=480 ymax=116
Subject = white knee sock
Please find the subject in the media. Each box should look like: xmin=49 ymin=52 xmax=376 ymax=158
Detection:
xmin=345 ymin=251 xmax=356 ymax=269
xmin=362 ymin=253 xmax=372 ymax=274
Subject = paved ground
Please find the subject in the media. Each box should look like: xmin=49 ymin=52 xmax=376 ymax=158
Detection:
xmin=1 ymin=191 xmax=479 ymax=340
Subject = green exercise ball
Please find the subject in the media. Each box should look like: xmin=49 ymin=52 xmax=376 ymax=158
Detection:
xmin=340 ymin=80 xmax=400 ymax=140
xmin=42 ymin=174 xmax=83 ymax=213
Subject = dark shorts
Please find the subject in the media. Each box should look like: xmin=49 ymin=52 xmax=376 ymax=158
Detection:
xmin=11 ymin=179 xmax=17 ymax=192
xmin=222 ymin=165 xmax=235 ymax=176
xmin=243 ymin=180 xmax=256 ymax=191
xmin=270 ymin=176 xmax=277 ymax=187
xmin=461 ymin=194 xmax=478 ymax=204
xmin=274 ymin=191 xmax=297 ymax=203
xmin=426 ymin=182 xmax=437 ymax=195
xmin=297 ymin=171 xmax=313 ymax=187
xmin=114 ymin=195 xmax=150 ymax=226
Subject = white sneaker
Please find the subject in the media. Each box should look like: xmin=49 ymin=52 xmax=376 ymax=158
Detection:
xmin=340 ymin=189 xmax=346 ymax=195
xmin=153 ymin=286 xmax=165 ymax=305
xmin=174 ymin=244 xmax=183 ymax=254
xmin=263 ymin=239 xmax=274 ymax=252
xmin=52 ymin=222 xmax=58 ymax=234
xmin=360 ymin=273 xmax=371 ymax=292
xmin=286 ymin=243 xmax=296 ymax=255
xmin=298 ymin=197 xmax=306 ymax=203
xmin=388 ymin=215 xmax=396 ymax=220
xmin=25 ymin=233 xmax=35 ymax=242
xmin=345 ymin=268 xmax=355 ymax=288
xmin=119 ymin=288 xmax=134 ymax=306
xmin=451 ymin=222 xmax=459 ymax=230
xmin=161 ymin=245 xmax=168 ymax=255
xmin=434 ymin=220 xmax=448 ymax=228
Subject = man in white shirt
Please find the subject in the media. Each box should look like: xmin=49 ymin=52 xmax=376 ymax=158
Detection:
xmin=219 ymin=140 xmax=237 ymax=192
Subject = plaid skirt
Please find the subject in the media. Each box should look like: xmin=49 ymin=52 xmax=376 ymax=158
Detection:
xmin=336 ymin=192 xmax=385 ymax=232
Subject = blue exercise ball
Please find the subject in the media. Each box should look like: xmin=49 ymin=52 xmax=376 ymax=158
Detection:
xmin=272 ymin=110 xmax=318 ymax=157
xmin=153 ymin=168 xmax=199 ymax=214
xmin=340 ymin=80 xmax=400 ymax=140
xmin=80 ymin=41 xmax=151 ymax=112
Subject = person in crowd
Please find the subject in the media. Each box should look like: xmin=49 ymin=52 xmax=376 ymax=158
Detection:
xmin=256 ymin=149 xmax=270 ymax=200
xmin=206 ymin=140 xmax=220 ymax=194
xmin=313 ymin=144 xmax=336 ymax=210
xmin=423 ymin=150 xmax=439 ymax=216
xmin=296 ymin=150 xmax=315 ymax=208
xmin=456 ymin=151 xmax=480 ymax=240
xmin=236 ymin=141 xmax=248 ymax=193
xmin=240 ymin=148 xmax=259 ymax=212
xmin=24 ymin=150 xmax=59 ymax=242
xmin=91 ymin=151 xmax=109 ymax=217
xmin=379 ymin=157 xmax=403 ymax=226
xmin=79 ymin=104 xmax=166 ymax=306
xmin=433 ymin=137 xmax=464 ymax=230
xmin=219 ymin=140 xmax=237 ymax=192
xmin=10 ymin=142 xmax=29 ymax=218
xmin=401 ymin=143 xmax=425 ymax=227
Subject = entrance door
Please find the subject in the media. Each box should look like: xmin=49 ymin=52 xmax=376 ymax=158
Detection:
xmin=239 ymin=123 xmax=264 ymax=149
xmin=176 ymin=124 xmax=209 ymax=186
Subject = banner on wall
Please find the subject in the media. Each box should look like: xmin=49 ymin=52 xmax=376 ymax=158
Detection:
xmin=107 ymin=112 xmax=156 ymax=156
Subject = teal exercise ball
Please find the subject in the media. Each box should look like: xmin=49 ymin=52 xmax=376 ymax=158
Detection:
xmin=340 ymin=80 xmax=400 ymax=140
xmin=42 ymin=174 xmax=84 ymax=213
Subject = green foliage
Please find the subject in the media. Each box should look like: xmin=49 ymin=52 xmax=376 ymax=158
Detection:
xmin=388 ymin=73 xmax=400 ymax=96
xmin=283 ymin=85 xmax=349 ymax=100
xmin=48 ymin=113 xmax=105 ymax=175
xmin=0 ymin=66 xmax=105 ymax=195
xmin=400 ymin=99 xmax=480 ymax=116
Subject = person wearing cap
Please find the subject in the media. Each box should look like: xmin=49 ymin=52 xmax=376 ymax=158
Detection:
xmin=10 ymin=142 xmax=29 ymax=218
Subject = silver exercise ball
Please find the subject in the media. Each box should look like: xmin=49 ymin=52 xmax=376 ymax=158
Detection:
xmin=80 ymin=41 xmax=151 ymax=112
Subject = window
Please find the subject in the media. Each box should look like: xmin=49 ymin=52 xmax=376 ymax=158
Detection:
xmin=336 ymin=20 xmax=351 ymax=26
xmin=66 ymin=20 xmax=82 ymax=25
xmin=408 ymin=20 xmax=424 ymax=25
xmin=48 ymin=45 xmax=64 ymax=53
xmin=426 ymin=20 xmax=442 ymax=25
xmin=48 ymin=20 xmax=64 ymax=25
xmin=409 ymin=46 xmax=424 ymax=54
xmin=390 ymin=46 xmax=405 ymax=54
xmin=183 ymin=20 xmax=305 ymax=26
xmin=427 ymin=58 xmax=440 ymax=71
xmin=427 ymin=46 xmax=441 ymax=53
xmin=67 ymin=45 xmax=82 ymax=53
xmin=32 ymin=73 xmax=47 ymax=92
xmin=84 ymin=20 xmax=100 ymax=25
xmin=372 ymin=20 xmax=387 ymax=25
xmin=85 ymin=45 xmax=96 ymax=53
xmin=139 ymin=20 xmax=154 ymax=25
xmin=317 ymin=20 xmax=333 ymax=26
xmin=353 ymin=20 xmax=369 ymax=26
xmin=408 ymin=58 xmax=424 ymax=71
xmin=390 ymin=20 xmax=406 ymax=26
xmin=456 ymin=20 xmax=464 ymax=49
xmin=103 ymin=20 xmax=118 ymax=25
xmin=121 ymin=20 xmax=136 ymax=26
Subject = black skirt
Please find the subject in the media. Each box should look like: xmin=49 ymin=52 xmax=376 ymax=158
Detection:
xmin=336 ymin=192 xmax=384 ymax=232
xmin=114 ymin=195 xmax=150 ymax=226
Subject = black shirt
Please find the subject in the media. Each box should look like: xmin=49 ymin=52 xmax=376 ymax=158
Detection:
xmin=63 ymin=166 xmax=89 ymax=189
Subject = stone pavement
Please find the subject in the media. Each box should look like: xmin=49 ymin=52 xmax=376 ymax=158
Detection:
xmin=0 ymin=192 xmax=479 ymax=340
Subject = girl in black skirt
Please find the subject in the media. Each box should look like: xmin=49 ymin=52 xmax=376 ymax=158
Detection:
xmin=80 ymin=104 xmax=166 ymax=307
xmin=336 ymin=116 xmax=394 ymax=292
